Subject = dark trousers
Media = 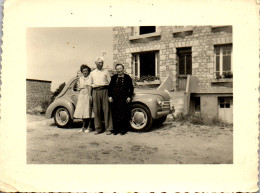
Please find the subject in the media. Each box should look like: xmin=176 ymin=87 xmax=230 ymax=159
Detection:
xmin=92 ymin=88 xmax=113 ymax=132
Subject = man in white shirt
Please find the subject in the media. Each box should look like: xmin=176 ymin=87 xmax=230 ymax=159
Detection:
xmin=88 ymin=57 xmax=113 ymax=135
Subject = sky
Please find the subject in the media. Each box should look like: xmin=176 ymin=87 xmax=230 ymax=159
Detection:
xmin=26 ymin=27 xmax=113 ymax=91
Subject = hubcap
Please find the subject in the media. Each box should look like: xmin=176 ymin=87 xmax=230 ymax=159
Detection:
xmin=130 ymin=108 xmax=147 ymax=130
xmin=56 ymin=108 xmax=69 ymax=125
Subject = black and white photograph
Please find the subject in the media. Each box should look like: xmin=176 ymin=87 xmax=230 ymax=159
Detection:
xmin=0 ymin=0 xmax=259 ymax=192
xmin=26 ymin=26 xmax=233 ymax=164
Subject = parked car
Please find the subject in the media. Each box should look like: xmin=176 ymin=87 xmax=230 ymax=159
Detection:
xmin=45 ymin=76 xmax=173 ymax=132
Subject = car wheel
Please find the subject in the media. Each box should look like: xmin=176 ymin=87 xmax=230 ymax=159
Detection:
xmin=155 ymin=116 xmax=167 ymax=125
xmin=130 ymin=104 xmax=153 ymax=132
xmin=54 ymin=107 xmax=72 ymax=128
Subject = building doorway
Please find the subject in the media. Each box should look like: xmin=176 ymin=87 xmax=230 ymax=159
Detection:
xmin=177 ymin=48 xmax=192 ymax=90
xmin=218 ymin=97 xmax=233 ymax=123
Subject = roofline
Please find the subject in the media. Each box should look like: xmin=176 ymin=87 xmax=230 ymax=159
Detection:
xmin=26 ymin=78 xmax=52 ymax=83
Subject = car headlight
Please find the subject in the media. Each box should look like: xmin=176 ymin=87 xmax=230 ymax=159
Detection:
xmin=157 ymin=96 xmax=164 ymax=106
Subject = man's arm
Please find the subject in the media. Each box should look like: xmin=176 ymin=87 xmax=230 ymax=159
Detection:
xmin=106 ymin=70 xmax=111 ymax=84
xmin=108 ymin=74 xmax=114 ymax=103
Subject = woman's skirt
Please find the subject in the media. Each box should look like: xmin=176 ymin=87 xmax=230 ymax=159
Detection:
xmin=73 ymin=89 xmax=94 ymax=119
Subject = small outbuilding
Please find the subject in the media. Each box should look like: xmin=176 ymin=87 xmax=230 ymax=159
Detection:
xmin=26 ymin=78 xmax=52 ymax=111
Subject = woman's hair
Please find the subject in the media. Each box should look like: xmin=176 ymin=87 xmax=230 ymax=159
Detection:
xmin=80 ymin=64 xmax=91 ymax=73
xmin=115 ymin=63 xmax=124 ymax=69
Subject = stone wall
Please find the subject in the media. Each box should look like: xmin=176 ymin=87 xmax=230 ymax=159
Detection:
xmin=26 ymin=79 xmax=52 ymax=110
xmin=113 ymin=26 xmax=233 ymax=94
xmin=200 ymin=95 xmax=219 ymax=118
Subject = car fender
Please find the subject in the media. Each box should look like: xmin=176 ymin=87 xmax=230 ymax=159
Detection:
xmin=45 ymin=98 xmax=75 ymax=119
xmin=132 ymin=94 xmax=158 ymax=119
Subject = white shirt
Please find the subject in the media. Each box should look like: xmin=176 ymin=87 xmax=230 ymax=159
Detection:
xmin=88 ymin=69 xmax=111 ymax=88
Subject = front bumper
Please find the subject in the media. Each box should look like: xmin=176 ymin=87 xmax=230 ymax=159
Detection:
xmin=155 ymin=100 xmax=172 ymax=119
xmin=156 ymin=110 xmax=171 ymax=119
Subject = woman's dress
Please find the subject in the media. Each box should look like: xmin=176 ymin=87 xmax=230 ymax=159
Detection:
xmin=73 ymin=76 xmax=94 ymax=119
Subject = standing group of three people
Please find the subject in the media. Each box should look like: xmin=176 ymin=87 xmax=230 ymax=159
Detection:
xmin=73 ymin=56 xmax=134 ymax=135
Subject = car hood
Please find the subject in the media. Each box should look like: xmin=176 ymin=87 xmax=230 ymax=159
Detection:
xmin=134 ymin=88 xmax=170 ymax=100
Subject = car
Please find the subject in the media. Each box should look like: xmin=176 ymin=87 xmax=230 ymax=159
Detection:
xmin=45 ymin=76 xmax=173 ymax=132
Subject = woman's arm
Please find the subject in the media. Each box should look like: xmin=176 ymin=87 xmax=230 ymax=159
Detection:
xmin=87 ymin=85 xmax=92 ymax=101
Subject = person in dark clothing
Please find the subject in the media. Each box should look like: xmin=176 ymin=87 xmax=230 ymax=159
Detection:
xmin=108 ymin=63 xmax=134 ymax=135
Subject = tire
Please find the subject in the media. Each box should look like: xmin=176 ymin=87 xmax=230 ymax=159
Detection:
xmin=54 ymin=107 xmax=72 ymax=128
xmin=130 ymin=103 xmax=153 ymax=132
xmin=155 ymin=116 xmax=167 ymax=125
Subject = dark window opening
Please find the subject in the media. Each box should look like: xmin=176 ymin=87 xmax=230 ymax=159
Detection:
xmin=190 ymin=96 xmax=201 ymax=113
xmin=140 ymin=26 xmax=156 ymax=35
xmin=194 ymin=97 xmax=201 ymax=112
xmin=139 ymin=52 xmax=156 ymax=76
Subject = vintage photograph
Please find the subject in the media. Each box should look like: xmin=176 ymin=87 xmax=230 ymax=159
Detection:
xmin=1 ymin=0 xmax=259 ymax=191
xmin=26 ymin=26 xmax=233 ymax=164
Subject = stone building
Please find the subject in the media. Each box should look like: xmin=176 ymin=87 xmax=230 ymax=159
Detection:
xmin=113 ymin=26 xmax=233 ymax=123
xmin=26 ymin=78 xmax=52 ymax=110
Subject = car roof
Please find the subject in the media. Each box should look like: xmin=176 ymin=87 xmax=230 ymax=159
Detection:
xmin=56 ymin=76 xmax=78 ymax=98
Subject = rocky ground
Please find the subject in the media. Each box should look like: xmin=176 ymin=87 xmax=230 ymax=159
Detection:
xmin=27 ymin=114 xmax=233 ymax=164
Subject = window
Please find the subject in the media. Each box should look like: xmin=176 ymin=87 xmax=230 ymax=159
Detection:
xmin=132 ymin=51 xmax=159 ymax=78
xmin=132 ymin=26 xmax=158 ymax=36
xmin=172 ymin=26 xmax=193 ymax=38
xmin=215 ymin=44 xmax=232 ymax=78
xmin=139 ymin=26 xmax=156 ymax=35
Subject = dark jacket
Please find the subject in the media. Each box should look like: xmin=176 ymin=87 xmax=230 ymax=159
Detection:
xmin=108 ymin=74 xmax=134 ymax=99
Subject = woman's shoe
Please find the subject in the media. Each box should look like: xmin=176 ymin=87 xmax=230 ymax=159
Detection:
xmin=78 ymin=128 xmax=85 ymax=132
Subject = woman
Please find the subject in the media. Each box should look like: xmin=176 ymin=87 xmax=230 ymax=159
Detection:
xmin=74 ymin=64 xmax=94 ymax=133
xmin=108 ymin=63 xmax=134 ymax=135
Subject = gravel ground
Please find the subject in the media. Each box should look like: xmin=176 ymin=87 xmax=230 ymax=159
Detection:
xmin=27 ymin=114 xmax=233 ymax=164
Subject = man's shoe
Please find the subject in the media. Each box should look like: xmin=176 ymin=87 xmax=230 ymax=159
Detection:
xmin=113 ymin=132 xmax=118 ymax=135
xmin=94 ymin=131 xmax=102 ymax=135
xmin=106 ymin=131 xmax=113 ymax=135
xmin=120 ymin=131 xmax=127 ymax=135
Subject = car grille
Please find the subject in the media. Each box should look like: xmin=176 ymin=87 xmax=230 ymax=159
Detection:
xmin=162 ymin=101 xmax=170 ymax=110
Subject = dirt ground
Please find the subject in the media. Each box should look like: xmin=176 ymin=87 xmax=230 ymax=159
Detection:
xmin=27 ymin=114 xmax=233 ymax=164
